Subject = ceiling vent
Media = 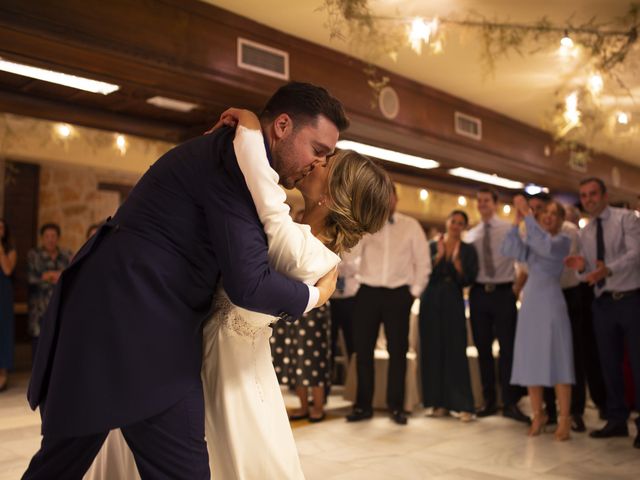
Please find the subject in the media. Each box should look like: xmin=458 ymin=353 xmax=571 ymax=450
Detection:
xmin=237 ymin=38 xmax=289 ymax=80
xmin=454 ymin=112 xmax=482 ymax=141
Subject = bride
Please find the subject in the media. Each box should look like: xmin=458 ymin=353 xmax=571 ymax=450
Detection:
xmin=84 ymin=109 xmax=392 ymax=479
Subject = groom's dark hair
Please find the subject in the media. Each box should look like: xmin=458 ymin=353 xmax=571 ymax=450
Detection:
xmin=260 ymin=82 xmax=350 ymax=131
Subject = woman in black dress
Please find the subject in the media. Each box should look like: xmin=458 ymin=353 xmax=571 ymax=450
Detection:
xmin=419 ymin=210 xmax=478 ymax=421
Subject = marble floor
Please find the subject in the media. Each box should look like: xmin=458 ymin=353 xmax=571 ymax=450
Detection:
xmin=1 ymin=373 xmax=638 ymax=480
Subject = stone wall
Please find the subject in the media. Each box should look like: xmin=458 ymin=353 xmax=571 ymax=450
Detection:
xmin=38 ymin=164 xmax=139 ymax=253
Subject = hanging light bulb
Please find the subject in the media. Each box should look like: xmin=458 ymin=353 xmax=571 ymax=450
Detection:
xmin=407 ymin=17 xmax=439 ymax=55
xmin=587 ymin=73 xmax=603 ymax=96
xmin=559 ymin=31 xmax=578 ymax=58
xmin=617 ymin=112 xmax=630 ymax=125
xmin=419 ymin=189 xmax=429 ymax=201
xmin=563 ymin=92 xmax=581 ymax=127
xmin=560 ymin=31 xmax=574 ymax=48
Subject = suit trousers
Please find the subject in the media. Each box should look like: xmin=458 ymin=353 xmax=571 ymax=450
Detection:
xmin=469 ymin=284 xmax=523 ymax=408
xmin=592 ymin=291 xmax=640 ymax=426
xmin=352 ymin=285 xmax=414 ymax=412
xmin=330 ymin=296 xmax=357 ymax=363
xmin=22 ymin=383 xmax=209 ymax=480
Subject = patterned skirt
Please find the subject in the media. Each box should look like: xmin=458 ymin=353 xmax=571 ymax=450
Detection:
xmin=271 ymin=305 xmax=332 ymax=388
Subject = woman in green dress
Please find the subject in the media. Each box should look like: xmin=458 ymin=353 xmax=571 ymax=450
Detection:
xmin=419 ymin=210 xmax=478 ymax=421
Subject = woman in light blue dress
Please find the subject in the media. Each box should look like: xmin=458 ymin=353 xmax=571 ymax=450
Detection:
xmin=501 ymin=196 xmax=574 ymax=441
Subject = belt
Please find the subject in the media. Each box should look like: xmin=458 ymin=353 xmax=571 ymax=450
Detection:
xmin=474 ymin=282 xmax=513 ymax=293
xmin=598 ymin=289 xmax=640 ymax=301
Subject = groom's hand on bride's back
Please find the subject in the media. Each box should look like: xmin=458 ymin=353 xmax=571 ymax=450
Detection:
xmin=314 ymin=267 xmax=338 ymax=308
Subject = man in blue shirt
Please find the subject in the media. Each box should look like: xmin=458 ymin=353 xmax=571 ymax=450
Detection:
xmin=566 ymin=177 xmax=640 ymax=449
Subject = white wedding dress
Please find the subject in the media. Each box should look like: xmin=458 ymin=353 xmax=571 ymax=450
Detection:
xmin=84 ymin=126 xmax=339 ymax=480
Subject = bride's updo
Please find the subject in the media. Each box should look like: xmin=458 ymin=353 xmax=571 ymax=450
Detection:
xmin=320 ymin=149 xmax=393 ymax=254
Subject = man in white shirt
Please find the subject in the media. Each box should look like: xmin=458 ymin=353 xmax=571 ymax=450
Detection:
xmin=466 ymin=188 xmax=529 ymax=423
xmin=566 ymin=177 xmax=640 ymax=449
xmin=346 ymin=187 xmax=430 ymax=425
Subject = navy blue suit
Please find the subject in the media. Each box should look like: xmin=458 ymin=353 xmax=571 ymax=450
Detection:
xmin=24 ymin=128 xmax=309 ymax=478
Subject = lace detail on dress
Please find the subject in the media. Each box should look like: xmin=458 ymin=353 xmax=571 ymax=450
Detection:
xmin=210 ymin=286 xmax=272 ymax=340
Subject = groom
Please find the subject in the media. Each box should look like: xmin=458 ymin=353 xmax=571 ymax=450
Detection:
xmin=23 ymin=82 xmax=349 ymax=479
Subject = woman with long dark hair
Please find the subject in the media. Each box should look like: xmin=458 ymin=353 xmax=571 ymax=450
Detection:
xmin=419 ymin=210 xmax=478 ymax=421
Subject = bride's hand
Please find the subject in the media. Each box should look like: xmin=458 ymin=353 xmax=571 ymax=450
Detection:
xmin=204 ymin=108 xmax=261 ymax=134
xmin=314 ymin=266 xmax=338 ymax=308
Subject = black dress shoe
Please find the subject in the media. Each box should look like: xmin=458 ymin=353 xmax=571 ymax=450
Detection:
xmin=503 ymin=405 xmax=531 ymax=424
xmin=346 ymin=408 xmax=373 ymax=422
xmin=289 ymin=412 xmax=309 ymax=421
xmin=571 ymin=415 xmax=586 ymax=433
xmin=390 ymin=410 xmax=408 ymax=425
xmin=590 ymin=422 xmax=628 ymax=438
xmin=476 ymin=405 xmax=498 ymax=417
xmin=634 ymin=432 xmax=640 ymax=449
xmin=309 ymin=412 xmax=326 ymax=423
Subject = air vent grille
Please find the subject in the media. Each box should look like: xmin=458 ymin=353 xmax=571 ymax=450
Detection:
xmin=454 ymin=112 xmax=482 ymax=140
xmin=237 ymin=38 xmax=289 ymax=80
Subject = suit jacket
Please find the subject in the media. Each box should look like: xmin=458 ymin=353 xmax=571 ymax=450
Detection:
xmin=28 ymin=128 xmax=309 ymax=438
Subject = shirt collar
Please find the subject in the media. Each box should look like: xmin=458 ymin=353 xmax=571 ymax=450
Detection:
xmin=597 ymin=206 xmax=611 ymax=221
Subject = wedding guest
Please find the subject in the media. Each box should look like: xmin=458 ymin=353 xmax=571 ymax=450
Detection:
xmin=503 ymin=196 xmax=574 ymax=441
xmin=27 ymin=223 xmax=72 ymax=358
xmin=566 ymin=177 xmax=640 ymax=449
xmin=419 ymin=210 xmax=478 ymax=421
xmin=564 ymin=205 xmax=608 ymax=421
xmin=466 ymin=188 xmax=529 ymax=423
xmin=0 ymin=218 xmax=17 ymax=392
xmin=329 ymin=243 xmax=361 ymax=375
xmin=347 ymin=186 xmax=431 ymax=425
xmin=272 ymin=304 xmax=332 ymax=422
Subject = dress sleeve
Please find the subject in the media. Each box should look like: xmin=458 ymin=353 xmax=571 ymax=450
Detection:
xmin=501 ymin=224 xmax=529 ymax=262
xmin=523 ymin=215 xmax=571 ymax=259
xmin=233 ymin=126 xmax=340 ymax=285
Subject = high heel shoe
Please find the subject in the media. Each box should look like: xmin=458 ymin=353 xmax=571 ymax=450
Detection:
xmin=554 ymin=415 xmax=571 ymax=441
xmin=528 ymin=411 xmax=548 ymax=436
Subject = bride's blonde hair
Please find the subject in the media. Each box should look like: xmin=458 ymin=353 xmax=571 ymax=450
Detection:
xmin=319 ymin=149 xmax=393 ymax=254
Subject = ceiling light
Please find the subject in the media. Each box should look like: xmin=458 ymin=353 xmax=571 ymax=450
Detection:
xmin=56 ymin=123 xmax=72 ymax=138
xmin=419 ymin=189 xmax=429 ymax=201
xmin=458 ymin=196 xmax=467 ymax=207
xmin=0 ymin=58 xmax=119 ymax=94
xmin=449 ymin=167 xmax=525 ymax=190
xmin=336 ymin=140 xmax=440 ymax=169
xmin=115 ymin=134 xmax=127 ymax=155
xmin=578 ymin=218 xmax=588 ymax=229
xmin=146 ymin=96 xmax=199 ymax=112
xmin=524 ymin=184 xmax=549 ymax=195
xmin=503 ymin=205 xmax=511 ymax=214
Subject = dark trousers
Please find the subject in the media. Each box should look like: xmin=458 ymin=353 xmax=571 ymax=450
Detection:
xmin=592 ymin=291 xmax=640 ymax=427
xmin=330 ymin=296 xmax=356 ymax=382
xmin=352 ymin=285 xmax=414 ymax=412
xmin=23 ymin=384 xmax=209 ymax=480
xmin=469 ymin=284 xmax=523 ymax=407
xmin=544 ymin=284 xmax=607 ymax=417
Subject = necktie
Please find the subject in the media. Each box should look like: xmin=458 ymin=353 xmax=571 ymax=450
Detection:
xmin=596 ymin=218 xmax=605 ymax=288
xmin=483 ymin=222 xmax=496 ymax=278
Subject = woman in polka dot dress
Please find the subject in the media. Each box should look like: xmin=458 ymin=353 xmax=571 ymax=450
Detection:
xmin=272 ymin=304 xmax=332 ymax=421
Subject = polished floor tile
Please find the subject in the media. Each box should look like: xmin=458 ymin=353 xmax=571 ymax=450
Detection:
xmin=1 ymin=373 xmax=638 ymax=479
